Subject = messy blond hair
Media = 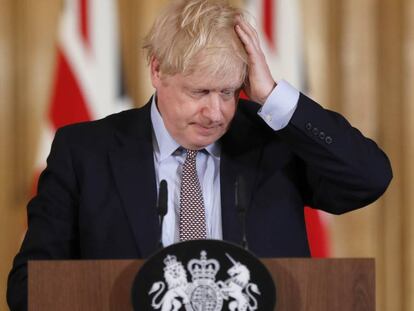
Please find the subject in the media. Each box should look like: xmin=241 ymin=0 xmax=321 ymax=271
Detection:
xmin=143 ymin=0 xmax=248 ymax=82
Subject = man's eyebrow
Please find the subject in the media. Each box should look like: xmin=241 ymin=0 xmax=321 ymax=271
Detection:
xmin=221 ymin=85 xmax=242 ymax=90
xmin=183 ymin=84 xmax=242 ymax=91
xmin=184 ymin=86 xmax=207 ymax=91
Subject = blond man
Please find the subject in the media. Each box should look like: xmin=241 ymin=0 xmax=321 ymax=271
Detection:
xmin=8 ymin=1 xmax=392 ymax=310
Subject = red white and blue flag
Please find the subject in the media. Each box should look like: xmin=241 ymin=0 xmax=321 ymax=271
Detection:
xmin=244 ymin=0 xmax=330 ymax=257
xmin=34 ymin=0 xmax=131 ymax=187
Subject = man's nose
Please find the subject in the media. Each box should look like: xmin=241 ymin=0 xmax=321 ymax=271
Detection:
xmin=203 ymin=95 xmax=222 ymax=122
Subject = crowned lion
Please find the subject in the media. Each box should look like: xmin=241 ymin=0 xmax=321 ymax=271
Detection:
xmin=149 ymin=255 xmax=189 ymax=311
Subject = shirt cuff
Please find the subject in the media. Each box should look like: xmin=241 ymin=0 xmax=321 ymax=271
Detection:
xmin=257 ymin=80 xmax=300 ymax=130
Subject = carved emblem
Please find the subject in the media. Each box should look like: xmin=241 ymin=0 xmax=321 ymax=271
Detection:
xmin=148 ymin=251 xmax=261 ymax=311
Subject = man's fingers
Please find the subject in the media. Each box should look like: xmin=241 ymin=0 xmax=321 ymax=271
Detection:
xmin=235 ymin=25 xmax=253 ymax=54
xmin=235 ymin=24 xmax=256 ymax=56
xmin=242 ymin=18 xmax=260 ymax=42
xmin=235 ymin=17 xmax=260 ymax=49
xmin=235 ymin=15 xmax=276 ymax=104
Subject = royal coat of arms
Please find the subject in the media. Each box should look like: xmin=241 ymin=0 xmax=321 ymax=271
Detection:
xmin=148 ymin=251 xmax=261 ymax=311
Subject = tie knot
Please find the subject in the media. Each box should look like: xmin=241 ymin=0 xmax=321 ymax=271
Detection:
xmin=186 ymin=149 xmax=198 ymax=159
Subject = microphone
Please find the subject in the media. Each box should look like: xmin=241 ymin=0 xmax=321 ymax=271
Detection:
xmin=235 ymin=176 xmax=249 ymax=250
xmin=157 ymin=179 xmax=168 ymax=249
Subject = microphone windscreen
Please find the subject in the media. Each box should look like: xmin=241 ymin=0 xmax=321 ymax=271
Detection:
xmin=158 ymin=180 xmax=168 ymax=216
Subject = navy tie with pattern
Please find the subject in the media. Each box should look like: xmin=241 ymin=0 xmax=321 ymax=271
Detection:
xmin=179 ymin=149 xmax=207 ymax=240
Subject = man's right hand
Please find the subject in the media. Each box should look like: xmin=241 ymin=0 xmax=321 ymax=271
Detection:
xmin=235 ymin=16 xmax=276 ymax=105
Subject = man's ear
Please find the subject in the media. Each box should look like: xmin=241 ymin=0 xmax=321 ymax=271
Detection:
xmin=150 ymin=56 xmax=162 ymax=88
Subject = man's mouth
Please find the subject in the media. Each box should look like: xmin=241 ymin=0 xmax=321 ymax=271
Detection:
xmin=193 ymin=124 xmax=219 ymax=135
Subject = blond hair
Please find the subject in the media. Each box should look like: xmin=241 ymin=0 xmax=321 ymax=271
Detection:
xmin=143 ymin=0 xmax=248 ymax=82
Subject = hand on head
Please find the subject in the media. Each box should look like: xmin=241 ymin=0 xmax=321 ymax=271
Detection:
xmin=235 ymin=16 xmax=276 ymax=105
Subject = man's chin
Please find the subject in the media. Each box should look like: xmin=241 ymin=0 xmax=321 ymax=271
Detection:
xmin=186 ymin=134 xmax=221 ymax=150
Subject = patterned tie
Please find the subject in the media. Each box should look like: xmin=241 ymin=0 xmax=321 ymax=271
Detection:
xmin=179 ymin=149 xmax=207 ymax=241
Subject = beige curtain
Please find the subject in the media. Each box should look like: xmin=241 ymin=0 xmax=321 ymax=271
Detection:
xmin=303 ymin=0 xmax=413 ymax=309
xmin=0 ymin=1 xmax=62 ymax=309
xmin=0 ymin=0 xmax=412 ymax=310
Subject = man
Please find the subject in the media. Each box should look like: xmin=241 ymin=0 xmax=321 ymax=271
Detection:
xmin=7 ymin=0 xmax=392 ymax=309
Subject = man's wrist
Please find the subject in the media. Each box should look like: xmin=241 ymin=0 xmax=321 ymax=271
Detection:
xmin=257 ymin=80 xmax=300 ymax=130
xmin=258 ymin=81 xmax=277 ymax=105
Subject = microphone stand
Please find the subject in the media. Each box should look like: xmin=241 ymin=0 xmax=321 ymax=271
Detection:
xmin=235 ymin=176 xmax=249 ymax=250
xmin=157 ymin=180 xmax=168 ymax=249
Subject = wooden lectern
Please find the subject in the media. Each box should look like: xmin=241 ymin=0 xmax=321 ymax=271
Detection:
xmin=28 ymin=258 xmax=374 ymax=310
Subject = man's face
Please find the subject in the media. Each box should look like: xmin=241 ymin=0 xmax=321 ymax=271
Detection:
xmin=150 ymin=58 xmax=243 ymax=150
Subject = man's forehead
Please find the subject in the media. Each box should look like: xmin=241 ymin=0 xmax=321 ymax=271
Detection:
xmin=181 ymin=71 xmax=243 ymax=90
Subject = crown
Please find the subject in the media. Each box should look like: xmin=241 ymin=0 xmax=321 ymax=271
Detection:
xmin=163 ymin=255 xmax=183 ymax=272
xmin=187 ymin=251 xmax=220 ymax=282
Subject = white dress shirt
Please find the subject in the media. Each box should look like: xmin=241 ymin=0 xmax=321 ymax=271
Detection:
xmin=151 ymin=80 xmax=300 ymax=246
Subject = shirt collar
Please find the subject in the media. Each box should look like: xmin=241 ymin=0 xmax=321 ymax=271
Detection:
xmin=150 ymin=94 xmax=220 ymax=161
xmin=151 ymin=95 xmax=180 ymax=162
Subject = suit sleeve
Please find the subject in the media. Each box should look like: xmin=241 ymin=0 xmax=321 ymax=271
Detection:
xmin=277 ymin=93 xmax=393 ymax=214
xmin=7 ymin=128 xmax=80 ymax=311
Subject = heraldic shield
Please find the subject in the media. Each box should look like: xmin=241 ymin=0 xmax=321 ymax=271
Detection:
xmin=131 ymin=240 xmax=276 ymax=311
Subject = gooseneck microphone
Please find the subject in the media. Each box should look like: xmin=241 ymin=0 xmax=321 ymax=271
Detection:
xmin=157 ymin=179 xmax=168 ymax=249
xmin=235 ymin=176 xmax=249 ymax=250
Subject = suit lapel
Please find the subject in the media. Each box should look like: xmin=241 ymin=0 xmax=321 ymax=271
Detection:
xmin=109 ymin=104 xmax=159 ymax=258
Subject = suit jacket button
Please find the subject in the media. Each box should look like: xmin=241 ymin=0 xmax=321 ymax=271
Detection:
xmin=312 ymin=127 xmax=319 ymax=135
xmin=319 ymin=131 xmax=326 ymax=139
xmin=325 ymin=136 xmax=333 ymax=144
xmin=306 ymin=122 xmax=312 ymax=130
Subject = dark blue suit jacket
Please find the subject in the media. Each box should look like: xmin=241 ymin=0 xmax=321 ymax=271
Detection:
xmin=7 ymin=94 xmax=392 ymax=310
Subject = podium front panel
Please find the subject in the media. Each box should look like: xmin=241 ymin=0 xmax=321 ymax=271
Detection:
xmin=29 ymin=258 xmax=374 ymax=310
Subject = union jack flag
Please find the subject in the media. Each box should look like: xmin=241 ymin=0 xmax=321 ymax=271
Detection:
xmin=33 ymin=0 xmax=131 ymax=189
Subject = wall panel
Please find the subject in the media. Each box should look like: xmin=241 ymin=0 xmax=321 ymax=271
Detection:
xmin=0 ymin=0 xmax=61 ymax=309
xmin=0 ymin=0 xmax=20 ymax=309
xmin=402 ymin=0 xmax=414 ymax=309
xmin=329 ymin=0 xmax=380 ymax=260
xmin=377 ymin=0 xmax=404 ymax=309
